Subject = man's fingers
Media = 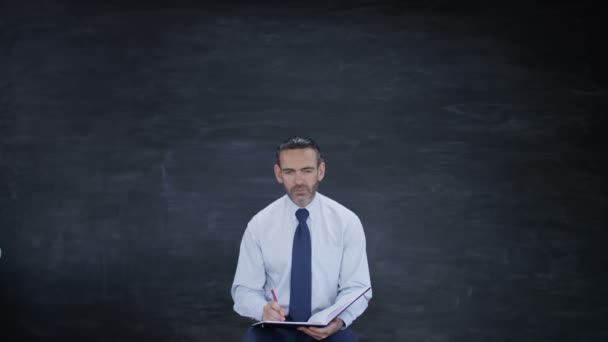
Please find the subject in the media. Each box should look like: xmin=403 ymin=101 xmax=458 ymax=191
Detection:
xmin=263 ymin=302 xmax=286 ymax=321
xmin=298 ymin=319 xmax=342 ymax=340
xmin=298 ymin=327 xmax=326 ymax=340
xmin=269 ymin=302 xmax=286 ymax=318
xmin=268 ymin=302 xmax=281 ymax=311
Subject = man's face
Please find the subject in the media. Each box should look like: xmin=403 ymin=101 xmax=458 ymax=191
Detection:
xmin=274 ymin=148 xmax=325 ymax=208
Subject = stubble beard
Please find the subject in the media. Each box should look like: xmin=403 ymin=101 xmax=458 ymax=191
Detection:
xmin=288 ymin=181 xmax=320 ymax=207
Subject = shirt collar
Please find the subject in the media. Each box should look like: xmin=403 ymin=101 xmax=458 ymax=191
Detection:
xmin=285 ymin=192 xmax=322 ymax=220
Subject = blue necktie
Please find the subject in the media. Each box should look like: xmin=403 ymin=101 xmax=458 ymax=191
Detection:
xmin=289 ymin=208 xmax=311 ymax=322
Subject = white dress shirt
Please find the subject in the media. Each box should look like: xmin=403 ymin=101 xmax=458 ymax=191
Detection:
xmin=231 ymin=192 xmax=372 ymax=328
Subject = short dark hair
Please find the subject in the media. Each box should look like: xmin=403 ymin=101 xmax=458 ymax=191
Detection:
xmin=276 ymin=136 xmax=323 ymax=166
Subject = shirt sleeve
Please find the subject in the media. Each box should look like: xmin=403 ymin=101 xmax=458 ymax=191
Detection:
xmin=231 ymin=220 xmax=268 ymax=321
xmin=336 ymin=214 xmax=372 ymax=328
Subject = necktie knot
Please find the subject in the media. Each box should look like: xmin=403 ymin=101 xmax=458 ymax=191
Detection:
xmin=295 ymin=208 xmax=309 ymax=223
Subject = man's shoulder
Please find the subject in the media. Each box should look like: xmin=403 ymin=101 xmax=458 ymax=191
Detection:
xmin=317 ymin=193 xmax=359 ymax=221
xmin=249 ymin=195 xmax=287 ymax=223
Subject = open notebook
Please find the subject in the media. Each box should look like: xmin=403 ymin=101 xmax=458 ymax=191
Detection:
xmin=252 ymin=286 xmax=371 ymax=328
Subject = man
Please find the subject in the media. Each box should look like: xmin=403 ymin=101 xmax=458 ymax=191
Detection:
xmin=231 ymin=137 xmax=372 ymax=342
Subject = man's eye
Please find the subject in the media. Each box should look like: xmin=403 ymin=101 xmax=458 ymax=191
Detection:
xmin=284 ymin=170 xmax=294 ymax=175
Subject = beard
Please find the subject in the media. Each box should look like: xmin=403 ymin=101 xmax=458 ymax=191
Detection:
xmin=287 ymin=181 xmax=320 ymax=206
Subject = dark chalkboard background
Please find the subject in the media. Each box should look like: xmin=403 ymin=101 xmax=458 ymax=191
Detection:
xmin=1 ymin=1 xmax=606 ymax=341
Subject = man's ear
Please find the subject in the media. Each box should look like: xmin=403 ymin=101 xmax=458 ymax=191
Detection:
xmin=274 ymin=164 xmax=283 ymax=184
xmin=318 ymin=161 xmax=326 ymax=182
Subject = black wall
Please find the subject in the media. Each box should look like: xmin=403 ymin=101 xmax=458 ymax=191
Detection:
xmin=1 ymin=1 xmax=606 ymax=341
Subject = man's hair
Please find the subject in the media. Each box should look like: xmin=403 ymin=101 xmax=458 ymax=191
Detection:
xmin=276 ymin=136 xmax=323 ymax=166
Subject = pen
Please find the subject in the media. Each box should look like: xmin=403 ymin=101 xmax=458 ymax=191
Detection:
xmin=271 ymin=289 xmax=278 ymax=302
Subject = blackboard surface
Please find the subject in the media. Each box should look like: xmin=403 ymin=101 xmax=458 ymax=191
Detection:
xmin=1 ymin=1 xmax=606 ymax=341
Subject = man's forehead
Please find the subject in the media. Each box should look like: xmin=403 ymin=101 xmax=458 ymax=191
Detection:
xmin=278 ymin=148 xmax=318 ymax=166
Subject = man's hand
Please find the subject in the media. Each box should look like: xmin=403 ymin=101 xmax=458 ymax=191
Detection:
xmin=262 ymin=301 xmax=286 ymax=321
xmin=297 ymin=317 xmax=344 ymax=340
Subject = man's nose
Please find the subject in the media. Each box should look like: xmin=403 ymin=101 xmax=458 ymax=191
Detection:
xmin=294 ymin=172 xmax=305 ymax=184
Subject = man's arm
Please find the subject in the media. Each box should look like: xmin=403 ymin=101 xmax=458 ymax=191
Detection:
xmin=299 ymin=214 xmax=371 ymax=340
xmin=231 ymin=224 xmax=269 ymax=321
xmin=335 ymin=214 xmax=372 ymax=328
